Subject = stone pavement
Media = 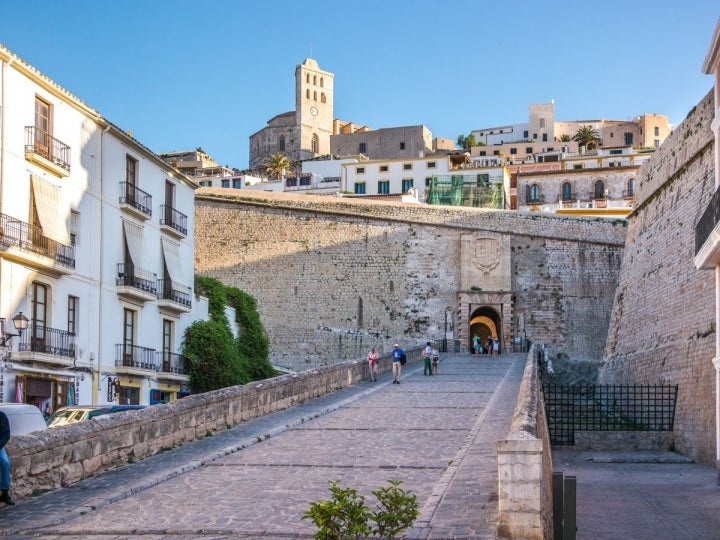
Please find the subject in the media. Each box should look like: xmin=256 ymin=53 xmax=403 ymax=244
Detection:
xmin=2 ymin=353 xmax=719 ymax=539
xmin=0 ymin=353 xmax=525 ymax=539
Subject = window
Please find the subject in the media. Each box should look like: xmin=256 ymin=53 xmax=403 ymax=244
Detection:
xmin=479 ymin=151 xmax=486 ymax=156
xmin=528 ymin=184 xmax=541 ymax=203
xmin=306 ymin=89 xmax=310 ymax=99
xmin=221 ymin=179 xmax=230 ymax=188
xmin=526 ymin=147 xmax=533 ymax=154
xmin=610 ymin=149 xmax=622 ymax=155
xmin=510 ymin=148 xmax=517 ymax=155
xmin=31 ymin=282 xmax=48 ymax=347
xmin=400 ymin=142 xmax=405 ymax=150
xmin=123 ymin=308 xmax=135 ymax=359
xmin=233 ymin=179 xmax=242 ymax=188
xmin=311 ymin=134 xmax=319 ymax=153
xmin=477 ymin=174 xmax=489 ymax=187
xmin=561 ymin=182 xmax=573 ymax=201
xmin=403 ymin=163 xmax=412 ymax=171
xmin=354 ymin=182 xmax=366 ymax=194
xmin=313 ymin=75 xmax=317 ymax=85
xmin=320 ymin=77 xmax=324 ymax=87
xmin=359 ymin=142 xmax=367 ymax=153
xmin=67 ymin=296 xmax=78 ymax=335
xmin=69 ymin=210 xmax=79 ymax=246
xmin=427 ymin=161 xmax=436 ymax=169
xmin=306 ymin=74 xmax=310 ymax=83
xmin=539 ymin=118 xmax=546 ymax=129
xmin=425 ymin=177 xmax=432 ymax=186
xmin=199 ymin=180 xmax=211 ymax=187
xmin=654 ymin=139 xmax=660 ymax=148
xmin=162 ymin=319 xmax=173 ymax=366
xmin=321 ymin=93 xmax=326 ymax=103
xmin=523 ymin=130 xmax=529 ymax=138
xmin=493 ymin=150 xmax=500 ymax=156
xmin=402 ymin=179 xmax=414 ymax=192
xmin=379 ymin=165 xmax=388 ymax=172
xmin=624 ymin=132 xmax=633 ymax=146
xmin=573 ymin=164 xmax=583 ymax=170
xmin=313 ymin=91 xmax=317 ymax=101
xmin=542 ymin=134 xmax=548 ymax=142
xmin=654 ymin=126 xmax=660 ymax=136
xmin=126 ymin=155 xmax=137 ymax=186
xmin=278 ymin=134 xmax=285 ymax=151
xmin=34 ymin=96 xmax=52 ymax=153
xmin=626 ymin=178 xmax=635 ymax=197
xmin=378 ymin=180 xmax=390 ymax=194
xmin=356 ymin=167 xmax=365 ymax=174
xmin=594 ymin=180 xmax=606 ymax=199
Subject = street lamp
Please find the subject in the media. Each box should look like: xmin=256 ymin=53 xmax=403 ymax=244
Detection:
xmin=0 ymin=312 xmax=29 ymax=346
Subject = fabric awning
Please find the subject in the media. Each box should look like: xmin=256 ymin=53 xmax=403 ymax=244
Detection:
xmin=31 ymin=176 xmax=71 ymax=245
xmin=122 ymin=220 xmax=155 ymax=282
xmin=161 ymin=237 xmax=186 ymax=291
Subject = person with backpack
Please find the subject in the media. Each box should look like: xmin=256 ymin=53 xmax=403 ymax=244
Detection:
xmin=391 ymin=343 xmax=405 ymax=384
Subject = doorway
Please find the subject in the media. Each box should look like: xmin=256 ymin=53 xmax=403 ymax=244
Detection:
xmin=468 ymin=306 xmax=501 ymax=353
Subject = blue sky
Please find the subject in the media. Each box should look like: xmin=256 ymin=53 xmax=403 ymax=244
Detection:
xmin=1 ymin=1 xmax=718 ymax=170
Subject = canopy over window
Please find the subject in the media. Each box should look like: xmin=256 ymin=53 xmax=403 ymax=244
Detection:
xmin=31 ymin=176 xmax=70 ymax=245
xmin=161 ymin=237 xmax=186 ymax=291
xmin=122 ymin=220 xmax=155 ymax=282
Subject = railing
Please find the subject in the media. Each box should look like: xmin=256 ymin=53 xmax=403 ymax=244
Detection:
xmin=24 ymin=126 xmax=71 ymax=173
xmin=157 ymin=351 xmax=188 ymax=375
xmin=119 ymin=182 xmax=152 ymax=217
xmin=0 ymin=212 xmax=75 ymax=268
xmin=117 ymin=263 xmax=157 ymax=294
xmin=115 ymin=343 xmax=158 ymax=370
xmin=157 ymin=279 xmax=192 ymax=307
xmin=527 ymin=196 xmax=544 ymax=204
xmin=159 ymin=205 xmax=188 ymax=236
xmin=695 ymin=185 xmax=720 ymax=255
xmin=18 ymin=323 xmax=76 ymax=357
xmin=542 ymin=384 xmax=678 ymax=445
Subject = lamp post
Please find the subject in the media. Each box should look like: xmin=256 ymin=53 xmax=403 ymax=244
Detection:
xmin=0 ymin=312 xmax=29 ymax=347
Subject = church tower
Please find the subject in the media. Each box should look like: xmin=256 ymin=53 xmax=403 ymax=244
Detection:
xmin=295 ymin=58 xmax=333 ymax=158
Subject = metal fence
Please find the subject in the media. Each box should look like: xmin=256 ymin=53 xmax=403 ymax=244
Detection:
xmin=543 ymin=384 xmax=678 ymax=445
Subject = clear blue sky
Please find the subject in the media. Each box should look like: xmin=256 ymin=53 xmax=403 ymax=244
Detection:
xmin=1 ymin=1 xmax=718 ymax=170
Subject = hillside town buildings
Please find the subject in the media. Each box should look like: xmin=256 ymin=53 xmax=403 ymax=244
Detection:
xmin=0 ymin=45 xmax=207 ymax=408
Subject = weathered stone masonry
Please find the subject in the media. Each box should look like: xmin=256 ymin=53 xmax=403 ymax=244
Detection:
xmin=194 ymin=190 xmax=626 ymax=373
xmin=601 ymin=90 xmax=717 ymax=465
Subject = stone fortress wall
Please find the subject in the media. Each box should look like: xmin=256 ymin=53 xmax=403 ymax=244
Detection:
xmin=601 ymin=90 xmax=717 ymax=464
xmin=194 ymin=190 xmax=626 ymax=372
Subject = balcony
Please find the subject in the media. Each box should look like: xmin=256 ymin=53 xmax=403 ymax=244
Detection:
xmin=159 ymin=205 xmax=188 ymax=237
xmin=119 ymin=182 xmax=152 ymax=220
xmin=116 ymin=263 xmax=157 ymax=302
xmin=0 ymin=212 xmax=75 ymax=274
xmin=157 ymin=279 xmax=192 ymax=313
xmin=695 ymin=185 xmax=720 ymax=269
xmin=115 ymin=343 xmax=158 ymax=375
xmin=157 ymin=351 xmax=189 ymax=381
xmin=16 ymin=323 xmax=77 ymax=367
xmin=527 ymin=195 xmax=544 ymax=205
xmin=24 ymin=126 xmax=71 ymax=177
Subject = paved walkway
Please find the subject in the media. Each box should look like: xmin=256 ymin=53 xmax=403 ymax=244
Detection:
xmin=0 ymin=353 xmax=525 ymax=539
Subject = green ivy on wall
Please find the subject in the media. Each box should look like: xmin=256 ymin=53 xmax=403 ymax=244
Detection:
xmin=183 ymin=276 xmax=274 ymax=393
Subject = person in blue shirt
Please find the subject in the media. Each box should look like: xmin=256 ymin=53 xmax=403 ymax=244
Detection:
xmin=423 ymin=342 xmax=433 ymax=375
xmin=391 ymin=343 xmax=405 ymax=384
xmin=0 ymin=411 xmax=13 ymax=506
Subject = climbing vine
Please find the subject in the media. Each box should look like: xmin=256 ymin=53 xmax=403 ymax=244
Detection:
xmin=183 ymin=276 xmax=274 ymax=393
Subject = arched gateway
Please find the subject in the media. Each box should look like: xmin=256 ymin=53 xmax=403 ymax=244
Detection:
xmin=469 ymin=305 xmax=501 ymax=352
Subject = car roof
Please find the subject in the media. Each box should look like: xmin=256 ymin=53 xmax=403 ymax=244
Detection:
xmin=0 ymin=403 xmax=47 ymax=435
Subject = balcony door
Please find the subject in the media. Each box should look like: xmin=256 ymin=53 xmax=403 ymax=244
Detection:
xmin=34 ymin=96 xmax=52 ymax=157
xmin=31 ymin=281 xmax=48 ymax=351
xmin=123 ymin=308 xmax=135 ymax=366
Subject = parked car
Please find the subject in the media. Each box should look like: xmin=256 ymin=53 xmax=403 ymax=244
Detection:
xmin=46 ymin=404 xmax=146 ymax=428
xmin=0 ymin=403 xmax=48 ymax=435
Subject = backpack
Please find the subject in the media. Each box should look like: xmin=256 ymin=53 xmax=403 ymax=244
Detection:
xmin=400 ymin=353 xmax=407 ymax=365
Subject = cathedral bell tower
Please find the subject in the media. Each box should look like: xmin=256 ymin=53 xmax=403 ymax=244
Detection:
xmin=295 ymin=58 xmax=333 ymax=158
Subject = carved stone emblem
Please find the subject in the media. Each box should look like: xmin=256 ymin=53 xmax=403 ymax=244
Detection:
xmin=473 ymin=237 xmax=500 ymax=275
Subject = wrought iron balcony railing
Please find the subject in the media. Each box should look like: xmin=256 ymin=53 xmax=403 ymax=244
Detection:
xmin=117 ymin=263 xmax=157 ymax=294
xmin=0 ymin=212 xmax=75 ymax=268
xmin=157 ymin=351 xmax=188 ymax=375
xmin=119 ymin=182 xmax=152 ymax=217
xmin=24 ymin=126 xmax=71 ymax=173
xmin=696 ymin=184 xmax=720 ymax=255
xmin=157 ymin=279 xmax=192 ymax=307
xmin=18 ymin=323 xmax=76 ymax=357
xmin=159 ymin=204 xmax=188 ymax=236
xmin=115 ymin=343 xmax=158 ymax=370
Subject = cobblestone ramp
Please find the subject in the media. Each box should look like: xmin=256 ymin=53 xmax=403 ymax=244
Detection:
xmin=0 ymin=353 xmax=525 ymax=539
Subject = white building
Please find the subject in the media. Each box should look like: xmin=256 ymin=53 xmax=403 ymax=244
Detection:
xmin=0 ymin=45 xmax=206 ymax=409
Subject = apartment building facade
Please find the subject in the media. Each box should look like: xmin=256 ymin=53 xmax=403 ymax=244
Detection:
xmin=0 ymin=45 xmax=204 ymax=409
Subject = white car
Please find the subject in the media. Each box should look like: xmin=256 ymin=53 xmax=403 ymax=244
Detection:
xmin=0 ymin=403 xmax=47 ymax=436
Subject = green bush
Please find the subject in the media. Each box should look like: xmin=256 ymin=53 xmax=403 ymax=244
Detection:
xmin=303 ymin=480 xmax=419 ymax=540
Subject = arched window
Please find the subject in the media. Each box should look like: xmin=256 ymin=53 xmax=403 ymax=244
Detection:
xmin=313 ymin=75 xmax=317 ymax=85
xmin=306 ymin=89 xmax=310 ymax=99
xmin=626 ymin=178 xmax=635 ymax=197
xmin=561 ymin=182 xmax=573 ymax=201
xmin=278 ymin=135 xmax=285 ymax=152
xmin=594 ymin=180 xmax=605 ymax=199
xmin=321 ymin=93 xmax=326 ymax=103
xmin=306 ymin=73 xmax=310 ymax=83
xmin=311 ymin=133 xmax=319 ymax=153
xmin=313 ymin=91 xmax=317 ymax=101
xmin=528 ymin=184 xmax=541 ymax=203
xmin=320 ymin=77 xmax=324 ymax=87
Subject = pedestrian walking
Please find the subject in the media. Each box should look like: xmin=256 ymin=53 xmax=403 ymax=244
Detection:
xmin=43 ymin=404 xmax=52 ymax=421
xmin=0 ymin=410 xmax=14 ymax=506
xmin=492 ymin=338 xmax=499 ymax=357
xmin=472 ymin=335 xmax=480 ymax=357
xmin=431 ymin=343 xmax=439 ymax=375
xmin=423 ymin=341 xmax=433 ymax=375
xmin=391 ymin=343 xmax=405 ymax=384
xmin=367 ymin=347 xmax=379 ymax=381
xmin=486 ymin=337 xmax=493 ymax=356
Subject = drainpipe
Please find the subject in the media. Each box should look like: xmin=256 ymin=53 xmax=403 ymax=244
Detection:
xmin=94 ymin=124 xmax=111 ymax=404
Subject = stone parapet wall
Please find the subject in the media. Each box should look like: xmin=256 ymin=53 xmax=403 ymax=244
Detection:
xmin=7 ymin=350 xmax=419 ymax=500
xmin=601 ymin=90 xmax=717 ymax=464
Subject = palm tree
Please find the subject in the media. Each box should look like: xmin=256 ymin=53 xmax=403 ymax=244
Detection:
xmin=572 ymin=125 xmax=601 ymax=150
xmin=559 ymin=134 xmax=571 ymax=142
xmin=264 ymin=153 xmax=290 ymax=180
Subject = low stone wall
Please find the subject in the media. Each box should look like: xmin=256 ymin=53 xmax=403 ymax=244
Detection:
xmin=496 ymin=345 xmax=553 ymax=540
xmin=574 ymin=431 xmax=672 ymax=451
xmin=7 ymin=350 xmax=420 ymax=500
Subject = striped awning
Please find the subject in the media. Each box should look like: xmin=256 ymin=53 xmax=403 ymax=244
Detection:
xmin=31 ymin=176 xmax=70 ymax=245
xmin=161 ymin=237 xmax=186 ymax=291
xmin=122 ymin=220 xmax=155 ymax=282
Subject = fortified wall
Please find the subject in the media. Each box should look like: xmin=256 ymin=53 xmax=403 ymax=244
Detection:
xmin=601 ymin=91 xmax=717 ymax=464
xmin=194 ymin=190 xmax=626 ymax=372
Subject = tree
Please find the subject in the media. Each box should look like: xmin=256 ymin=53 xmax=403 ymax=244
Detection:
xmin=572 ymin=125 xmax=601 ymax=150
xmin=559 ymin=134 xmax=571 ymax=142
xmin=456 ymin=133 xmax=477 ymax=150
xmin=265 ymin=152 xmax=290 ymax=179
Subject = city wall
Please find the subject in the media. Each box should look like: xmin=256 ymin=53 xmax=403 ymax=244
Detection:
xmin=601 ymin=90 xmax=717 ymax=464
xmin=194 ymin=189 xmax=626 ymax=372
